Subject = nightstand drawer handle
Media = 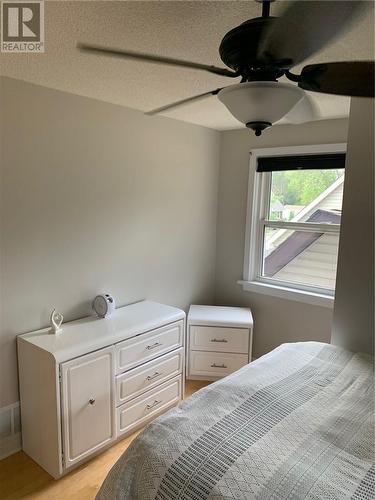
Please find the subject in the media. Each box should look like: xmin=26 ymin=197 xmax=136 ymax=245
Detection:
xmin=146 ymin=371 xmax=162 ymax=381
xmin=146 ymin=342 xmax=162 ymax=350
xmin=211 ymin=363 xmax=227 ymax=369
xmin=146 ymin=399 xmax=162 ymax=410
xmin=210 ymin=338 xmax=228 ymax=343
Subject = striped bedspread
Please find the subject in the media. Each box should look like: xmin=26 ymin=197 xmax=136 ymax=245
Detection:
xmin=97 ymin=342 xmax=375 ymax=500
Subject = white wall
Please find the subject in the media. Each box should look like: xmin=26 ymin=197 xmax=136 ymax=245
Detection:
xmin=331 ymin=98 xmax=374 ymax=355
xmin=215 ymin=119 xmax=349 ymax=359
xmin=0 ymin=76 xmax=220 ymax=407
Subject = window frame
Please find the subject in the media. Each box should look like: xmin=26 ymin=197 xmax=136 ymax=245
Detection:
xmin=240 ymin=143 xmax=347 ymax=308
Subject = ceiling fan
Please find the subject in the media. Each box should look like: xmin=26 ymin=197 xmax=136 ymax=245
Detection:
xmin=78 ymin=0 xmax=374 ymax=136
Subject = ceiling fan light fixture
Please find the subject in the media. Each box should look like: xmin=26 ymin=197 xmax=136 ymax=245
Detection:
xmin=218 ymin=81 xmax=306 ymax=135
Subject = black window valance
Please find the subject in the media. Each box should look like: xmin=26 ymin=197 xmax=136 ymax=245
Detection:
xmin=256 ymin=153 xmax=346 ymax=172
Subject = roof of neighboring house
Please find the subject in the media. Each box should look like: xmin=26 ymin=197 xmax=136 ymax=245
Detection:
xmin=264 ymin=176 xmax=344 ymax=289
xmin=268 ymin=175 xmax=344 ymax=248
xmin=265 ymin=209 xmax=341 ymax=277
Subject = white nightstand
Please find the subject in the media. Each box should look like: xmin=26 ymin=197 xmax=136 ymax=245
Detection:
xmin=186 ymin=305 xmax=253 ymax=381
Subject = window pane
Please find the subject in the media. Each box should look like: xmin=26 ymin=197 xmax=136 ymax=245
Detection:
xmin=268 ymin=169 xmax=345 ymax=222
xmin=262 ymin=227 xmax=339 ymax=290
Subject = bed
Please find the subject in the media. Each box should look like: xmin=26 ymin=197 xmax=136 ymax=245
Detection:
xmin=97 ymin=342 xmax=374 ymax=500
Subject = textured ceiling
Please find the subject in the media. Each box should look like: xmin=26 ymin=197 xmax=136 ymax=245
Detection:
xmin=1 ymin=1 xmax=374 ymax=130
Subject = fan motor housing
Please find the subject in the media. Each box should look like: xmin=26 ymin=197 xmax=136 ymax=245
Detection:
xmin=219 ymin=16 xmax=283 ymax=81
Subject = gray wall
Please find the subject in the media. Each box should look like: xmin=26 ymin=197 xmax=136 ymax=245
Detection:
xmin=0 ymin=77 xmax=220 ymax=406
xmin=331 ymin=98 xmax=374 ymax=355
xmin=215 ymin=119 xmax=349 ymax=359
xmin=1 ymin=75 xmax=362 ymax=409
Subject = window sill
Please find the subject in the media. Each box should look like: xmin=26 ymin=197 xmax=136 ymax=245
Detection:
xmin=238 ymin=280 xmax=334 ymax=308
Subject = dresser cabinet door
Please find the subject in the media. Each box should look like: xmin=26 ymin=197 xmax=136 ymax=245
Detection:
xmin=61 ymin=347 xmax=115 ymax=469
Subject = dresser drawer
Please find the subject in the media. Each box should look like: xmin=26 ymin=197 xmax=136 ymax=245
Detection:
xmin=116 ymin=348 xmax=183 ymax=406
xmin=116 ymin=376 xmax=182 ymax=436
xmin=115 ymin=320 xmax=184 ymax=374
xmin=188 ymin=351 xmax=248 ymax=379
xmin=190 ymin=325 xmax=249 ymax=354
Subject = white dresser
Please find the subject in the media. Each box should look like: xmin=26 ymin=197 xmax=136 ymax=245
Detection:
xmin=186 ymin=305 xmax=253 ymax=381
xmin=17 ymin=300 xmax=185 ymax=478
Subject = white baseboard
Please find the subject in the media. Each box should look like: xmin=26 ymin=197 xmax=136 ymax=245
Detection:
xmin=0 ymin=402 xmax=22 ymax=460
xmin=0 ymin=432 xmax=22 ymax=460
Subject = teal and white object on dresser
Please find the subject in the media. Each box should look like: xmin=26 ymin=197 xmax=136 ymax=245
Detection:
xmin=17 ymin=300 xmax=185 ymax=478
xmin=186 ymin=305 xmax=253 ymax=381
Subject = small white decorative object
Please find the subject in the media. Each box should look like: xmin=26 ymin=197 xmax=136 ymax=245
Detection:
xmin=49 ymin=309 xmax=63 ymax=334
xmin=93 ymin=294 xmax=116 ymax=318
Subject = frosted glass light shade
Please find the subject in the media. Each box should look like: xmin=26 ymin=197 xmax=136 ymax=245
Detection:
xmin=218 ymin=81 xmax=305 ymax=125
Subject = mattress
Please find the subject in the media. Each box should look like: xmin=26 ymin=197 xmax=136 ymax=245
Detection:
xmin=97 ymin=342 xmax=374 ymax=500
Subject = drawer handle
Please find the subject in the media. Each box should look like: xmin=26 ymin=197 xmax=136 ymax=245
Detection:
xmin=146 ymin=342 xmax=162 ymax=350
xmin=211 ymin=363 xmax=227 ymax=369
xmin=146 ymin=399 xmax=162 ymax=410
xmin=210 ymin=338 xmax=228 ymax=343
xmin=146 ymin=371 xmax=162 ymax=381
xmin=88 ymin=398 xmax=96 ymax=405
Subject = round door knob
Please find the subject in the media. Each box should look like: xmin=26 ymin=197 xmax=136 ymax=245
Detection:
xmin=89 ymin=398 xmax=96 ymax=405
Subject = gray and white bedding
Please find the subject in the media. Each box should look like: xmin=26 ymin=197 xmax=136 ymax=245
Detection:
xmin=97 ymin=342 xmax=374 ymax=500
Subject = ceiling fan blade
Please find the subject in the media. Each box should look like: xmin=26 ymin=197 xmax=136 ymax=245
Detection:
xmin=77 ymin=43 xmax=238 ymax=78
xmin=280 ymin=92 xmax=319 ymax=124
xmin=298 ymin=61 xmax=374 ymax=97
xmin=258 ymin=1 xmax=370 ymax=68
xmin=146 ymin=88 xmax=223 ymax=115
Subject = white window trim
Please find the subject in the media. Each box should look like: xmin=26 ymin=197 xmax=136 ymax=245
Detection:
xmin=239 ymin=143 xmax=347 ymax=308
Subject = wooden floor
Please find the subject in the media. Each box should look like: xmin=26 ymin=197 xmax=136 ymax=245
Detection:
xmin=0 ymin=380 xmax=210 ymax=500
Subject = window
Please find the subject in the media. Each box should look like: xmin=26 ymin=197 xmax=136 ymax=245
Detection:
xmin=241 ymin=144 xmax=346 ymax=308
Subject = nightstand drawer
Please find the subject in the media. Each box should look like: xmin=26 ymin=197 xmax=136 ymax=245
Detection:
xmin=115 ymin=348 xmax=183 ymax=406
xmin=189 ymin=351 xmax=248 ymax=378
xmin=116 ymin=376 xmax=182 ymax=436
xmin=190 ymin=326 xmax=249 ymax=354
